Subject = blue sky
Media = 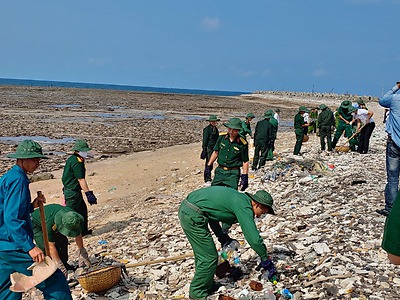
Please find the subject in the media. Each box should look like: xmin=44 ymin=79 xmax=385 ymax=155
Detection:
xmin=0 ymin=1 xmax=399 ymax=96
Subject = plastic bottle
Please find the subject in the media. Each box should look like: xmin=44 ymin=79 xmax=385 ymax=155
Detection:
xmin=260 ymin=271 xmax=278 ymax=285
xmin=219 ymin=240 xmax=240 ymax=265
xmin=278 ymin=288 xmax=293 ymax=299
xmin=263 ymin=291 xmax=276 ymax=300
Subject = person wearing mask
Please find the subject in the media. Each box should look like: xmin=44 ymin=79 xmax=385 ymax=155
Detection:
xmin=62 ymin=140 xmax=98 ymax=236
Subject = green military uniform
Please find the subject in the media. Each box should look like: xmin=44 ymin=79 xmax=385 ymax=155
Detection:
xmin=382 ymin=191 xmax=400 ymax=257
xmin=62 ymin=153 xmax=90 ymax=235
xmin=178 ymin=186 xmax=273 ymax=300
xmin=317 ymin=104 xmax=335 ymax=151
xmin=308 ymin=108 xmax=319 ymax=133
xmin=212 ymin=133 xmax=249 ymax=189
xmin=32 ymin=204 xmax=83 ymax=268
xmin=253 ymin=111 xmax=273 ymax=170
xmin=240 ymin=113 xmax=255 ymax=138
xmin=267 ymin=111 xmax=278 ymax=161
xmin=331 ymin=100 xmax=356 ymax=150
xmin=202 ymin=116 xmax=220 ymax=182
xmin=293 ymin=106 xmax=309 ymax=155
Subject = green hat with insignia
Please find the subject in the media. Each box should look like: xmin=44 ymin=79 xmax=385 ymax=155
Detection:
xmin=223 ymin=118 xmax=243 ymax=130
xmin=246 ymin=190 xmax=275 ymax=215
xmin=264 ymin=110 xmax=274 ymax=118
xmin=54 ymin=210 xmax=84 ymax=237
xmin=357 ymin=98 xmax=365 ymax=105
xmin=298 ymin=106 xmax=310 ymax=113
xmin=340 ymin=100 xmax=352 ymax=109
xmin=72 ymin=140 xmax=92 ymax=152
xmin=7 ymin=140 xmax=48 ymax=159
xmin=246 ymin=112 xmax=255 ymax=119
xmin=319 ymin=104 xmax=327 ymax=110
xmin=208 ymin=115 xmax=220 ymax=122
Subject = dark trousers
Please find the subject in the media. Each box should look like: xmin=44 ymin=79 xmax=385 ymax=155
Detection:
xmin=294 ymin=129 xmax=304 ymax=155
xmin=358 ymin=122 xmax=375 ymax=154
xmin=203 ymin=150 xmax=213 ymax=182
xmin=319 ymin=126 xmax=332 ymax=151
xmin=253 ymin=144 xmax=269 ymax=169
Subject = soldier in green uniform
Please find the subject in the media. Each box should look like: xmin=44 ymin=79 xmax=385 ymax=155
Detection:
xmin=308 ymin=107 xmax=319 ymax=134
xmin=267 ymin=110 xmax=278 ymax=161
xmin=317 ymin=104 xmax=335 ymax=151
xmin=32 ymin=204 xmax=90 ymax=276
xmin=293 ymin=106 xmax=310 ymax=155
xmin=178 ymin=186 xmax=277 ymax=300
xmin=200 ymin=115 xmax=220 ymax=183
xmin=62 ymin=140 xmax=97 ymax=236
xmin=252 ymin=111 xmax=273 ymax=170
xmin=382 ymin=191 xmax=400 ymax=265
xmin=240 ymin=112 xmax=255 ymax=138
xmin=331 ymin=100 xmax=357 ymax=150
xmin=205 ymin=118 xmax=249 ymax=191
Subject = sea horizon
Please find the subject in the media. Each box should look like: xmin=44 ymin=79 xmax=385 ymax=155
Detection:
xmin=0 ymin=78 xmax=250 ymax=97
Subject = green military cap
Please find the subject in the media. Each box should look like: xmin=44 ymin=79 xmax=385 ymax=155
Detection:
xmin=223 ymin=117 xmax=243 ymax=130
xmin=319 ymin=104 xmax=327 ymax=110
xmin=264 ymin=110 xmax=274 ymax=118
xmin=275 ymin=108 xmax=281 ymax=113
xmin=208 ymin=115 xmax=220 ymax=122
xmin=245 ymin=190 xmax=275 ymax=215
xmin=340 ymin=100 xmax=352 ymax=109
xmin=357 ymin=98 xmax=365 ymax=105
xmin=54 ymin=210 xmax=84 ymax=237
xmin=7 ymin=140 xmax=48 ymax=159
xmin=72 ymin=140 xmax=92 ymax=152
xmin=246 ymin=113 xmax=255 ymax=119
xmin=298 ymin=106 xmax=310 ymax=113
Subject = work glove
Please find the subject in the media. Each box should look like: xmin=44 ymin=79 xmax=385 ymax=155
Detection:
xmin=200 ymin=150 xmax=207 ymax=160
xmin=218 ymin=234 xmax=234 ymax=249
xmin=78 ymin=247 xmax=91 ymax=268
xmin=85 ymin=191 xmax=97 ymax=205
xmin=239 ymin=174 xmax=249 ymax=191
xmin=255 ymin=257 xmax=277 ymax=280
xmin=204 ymin=165 xmax=212 ymax=180
xmin=55 ymin=260 xmax=68 ymax=277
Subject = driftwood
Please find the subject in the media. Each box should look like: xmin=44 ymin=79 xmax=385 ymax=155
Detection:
xmin=125 ymin=253 xmax=193 ymax=268
xmin=304 ymin=273 xmax=353 ymax=287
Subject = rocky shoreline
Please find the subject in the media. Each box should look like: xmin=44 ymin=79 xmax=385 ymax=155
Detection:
xmin=3 ymin=85 xmax=398 ymax=299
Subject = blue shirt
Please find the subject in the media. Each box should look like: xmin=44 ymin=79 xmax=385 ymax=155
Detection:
xmin=0 ymin=165 xmax=35 ymax=252
xmin=380 ymin=86 xmax=400 ymax=147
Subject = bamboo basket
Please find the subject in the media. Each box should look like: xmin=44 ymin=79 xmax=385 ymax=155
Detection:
xmin=302 ymin=135 xmax=309 ymax=142
xmin=77 ymin=266 xmax=121 ymax=292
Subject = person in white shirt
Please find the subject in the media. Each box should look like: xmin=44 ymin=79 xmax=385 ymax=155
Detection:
xmin=354 ymin=102 xmax=375 ymax=154
xmin=273 ymin=108 xmax=280 ymax=125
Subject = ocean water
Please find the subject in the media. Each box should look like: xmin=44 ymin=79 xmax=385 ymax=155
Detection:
xmin=0 ymin=78 xmax=249 ymax=97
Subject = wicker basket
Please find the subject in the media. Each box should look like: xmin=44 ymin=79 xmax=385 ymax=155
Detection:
xmin=77 ymin=266 xmax=121 ymax=293
xmin=335 ymin=145 xmax=350 ymax=152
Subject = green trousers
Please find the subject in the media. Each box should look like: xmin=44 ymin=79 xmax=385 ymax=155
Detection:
xmin=252 ymin=144 xmax=269 ymax=169
xmin=178 ymin=201 xmax=218 ymax=300
xmin=319 ymin=126 xmax=332 ymax=151
xmin=293 ymin=128 xmax=304 ymax=155
xmin=64 ymin=189 xmax=89 ymax=235
xmin=211 ymin=167 xmax=240 ymax=189
xmin=331 ymin=121 xmax=356 ymax=149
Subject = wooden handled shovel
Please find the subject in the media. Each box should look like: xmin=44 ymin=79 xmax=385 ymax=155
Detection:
xmin=37 ymin=191 xmax=50 ymax=257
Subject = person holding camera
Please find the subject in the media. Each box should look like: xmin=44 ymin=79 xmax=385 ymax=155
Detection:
xmin=178 ymin=186 xmax=277 ymax=300
xmin=377 ymin=81 xmax=400 ymax=216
